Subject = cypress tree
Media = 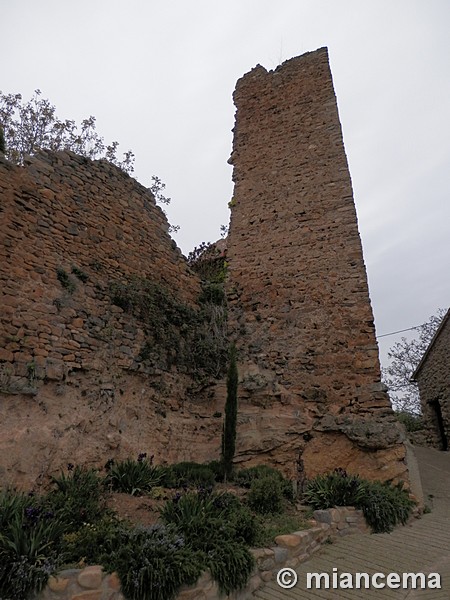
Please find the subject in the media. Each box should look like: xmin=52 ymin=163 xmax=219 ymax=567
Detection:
xmin=0 ymin=126 xmax=5 ymax=155
xmin=222 ymin=345 xmax=238 ymax=480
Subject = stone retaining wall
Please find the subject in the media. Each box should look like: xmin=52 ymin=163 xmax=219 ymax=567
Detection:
xmin=39 ymin=507 xmax=368 ymax=600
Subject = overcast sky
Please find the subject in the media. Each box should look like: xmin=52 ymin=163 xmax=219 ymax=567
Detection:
xmin=3 ymin=0 xmax=449 ymax=368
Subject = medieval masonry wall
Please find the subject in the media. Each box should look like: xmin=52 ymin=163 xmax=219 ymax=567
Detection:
xmin=227 ymin=47 xmax=408 ymax=484
xmin=0 ymin=151 xmax=226 ymax=489
xmin=0 ymin=49 xmax=410 ymax=490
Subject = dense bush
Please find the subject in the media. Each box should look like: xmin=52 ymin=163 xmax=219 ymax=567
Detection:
xmin=395 ymin=411 xmax=424 ymax=432
xmin=161 ymin=461 xmax=216 ymax=489
xmin=304 ymin=469 xmax=416 ymax=533
xmin=0 ymin=459 xmax=304 ymax=600
xmin=105 ymin=524 xmax=202 ymax=600
xmin=160 ymin=490 xmax=255 ymax=593
xmin=46 ymin=465 xmax=106 ymax=532
xmin=62 ymin=515 xmax=129 ymax=566
xmin=0 ymin=490 xmax=62 ymax=600
xmin=235 ymin=465 xmax=295 ymax=503
xmin=358 ymin=481 xmax=416 ymax=533
xmin=302 ymin=469 xmax=365 ymax=509
xmin=106 ymin=455 xmax=164 ymax=496
xmin=247 ymin=476 xmax=284 ymax=515
xmin=207 ymin=540 xmax=255 ymax=595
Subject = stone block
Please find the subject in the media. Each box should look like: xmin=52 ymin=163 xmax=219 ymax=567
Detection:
xmin=106 ymin=572 xmax=121 ymax=592
xmin=313 ymin=510 xmax=332 ymax=524
xmin=45 ymin=360 xmax=66 ymax=381
xmin=71 ymin=592 xmax=103 ymax=600
xmin=47 ymin=575 xmax=69 ymax=592
xmin=176 ymin=587 xmax=205 ymax=600
xmin=0 ymin=349 xmax=14 ymax=362
xmin=274 ymin=533 xmax=301 ymax=549
xmin=272 ymin=546 xmax=289 ymax=564
xmin=259 ymin=557 xmax=275 ymax=571
xmin=77 ymin=565 xmax=103 ymax=589
xmin=260 ymin=570 xmax=273 ymax=582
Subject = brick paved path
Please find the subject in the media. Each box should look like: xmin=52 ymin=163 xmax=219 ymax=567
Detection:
xmin=253 ymin=446 xmax=450 ymax=599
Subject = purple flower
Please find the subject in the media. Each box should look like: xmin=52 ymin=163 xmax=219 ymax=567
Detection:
xmin=137 ymin=452 xmax=147 ymax=463
xmin=67 ymin=463 xmax=74 ymax=471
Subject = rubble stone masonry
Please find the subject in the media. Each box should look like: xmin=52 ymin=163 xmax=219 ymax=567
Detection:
xmin=0 ymin=48 xmax=410 ymax=490
xmin=226 ymin=47 xmax=408 ymax=483
xmin=0 ymin=150 xmax=226 ymax=488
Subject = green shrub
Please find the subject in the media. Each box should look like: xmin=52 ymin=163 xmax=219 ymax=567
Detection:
xmin=234 ymin=464 xmax=282 ymax=487
xmin=303 ymin=470 xmax=365 ymax=509
xmin=46 ymin=465 xmax=106 ymax=532
xmin=161 ymin=461 xmax=216 ymax=489
xmin=226 ymin=501 xmax=260 ymax=546
xmin=62 ymin=515 xmax=129 ymax=566
xmin=106 ymin=455 xmax=164 ymax=495
xmin=247 ymin=476 xmax=283 ymax=515
xmin=0 ymin=493 xmax=63 ymax=600
xmin=109 ymin=277 xmax=228 ymax=379
xmin=206 ymin=459 xmax=227 ymax=482
xmin=359 ymin=481 xmax=415 ymax=533
xmin=395 ymin=411 xmax=424 ymax=432
xmin=207 ymin=540 xmax=255 ymax=595
xmin=105 ymin=524 xmax=203 ymax=600
xmin=56 ymin=267 xmax=76 ymax=293
xmin=234 ymin=464 xmax=295 ymax=501
xmin=160 ymin=490 xmax=255 ymax=593
xmin=0 ymin=488 xmax=32 ymax=531
xmin=71 ymin=265 xmax=89 ymax=283
xmin=198 ymin=282 xmax=226 ymax=305
xmin=253 ymin=513 xmax=309 ymax=547
xmin=304 ymin=470 xmax=416 ymax=533
xmin=160 ymin=490 xmax=226 ymax=533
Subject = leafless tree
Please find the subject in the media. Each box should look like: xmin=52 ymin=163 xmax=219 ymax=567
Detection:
xmin=382 ymin=308 xmax=446 ymax=414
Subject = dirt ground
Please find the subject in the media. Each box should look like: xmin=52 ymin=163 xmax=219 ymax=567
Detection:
xmin=107 ymin=492 xmax=164 ymax=527
xmin=106 ymin=484 xmax=248 ymax=528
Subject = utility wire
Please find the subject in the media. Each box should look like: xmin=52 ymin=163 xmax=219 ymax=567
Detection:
xmin=376 ymin=324 xmax=423 ymax=339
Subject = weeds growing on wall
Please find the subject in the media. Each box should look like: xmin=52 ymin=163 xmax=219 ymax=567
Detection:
xmin=56 ymin=267 xmax=76 ymax=294
xmin=187 ymin=242 xmax=227 ymax=284
xmin=109 ymin=276 xmax=228 ymax=379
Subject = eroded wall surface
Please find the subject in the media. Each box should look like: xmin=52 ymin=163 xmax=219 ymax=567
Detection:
xmin=0 ymin=151 xmax=224 ymax=488
xmin=226 ymin=47 xmax=407 ymax=483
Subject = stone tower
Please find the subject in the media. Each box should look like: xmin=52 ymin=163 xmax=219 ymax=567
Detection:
xmin=226 ymin=47 xmax=408 ymax=483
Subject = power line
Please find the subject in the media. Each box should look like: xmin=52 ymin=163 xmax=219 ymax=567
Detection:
xmin=376 ymin=325 xmax=423 ymax=339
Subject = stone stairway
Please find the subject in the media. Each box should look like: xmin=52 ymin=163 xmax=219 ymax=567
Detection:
xmin=253 ymin=446 xmax=450 ymax=599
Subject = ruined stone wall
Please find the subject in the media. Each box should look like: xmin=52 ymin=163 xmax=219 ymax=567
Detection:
xmin=227 ymin=47 xmax=407 ymax=483
xmin=0 ymin=151 xmax=225 ymax=488
xmin=0 ymin=150 xmax=199 ymax=377
xmin=415 ymin=311 xmax=450 ymax=449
